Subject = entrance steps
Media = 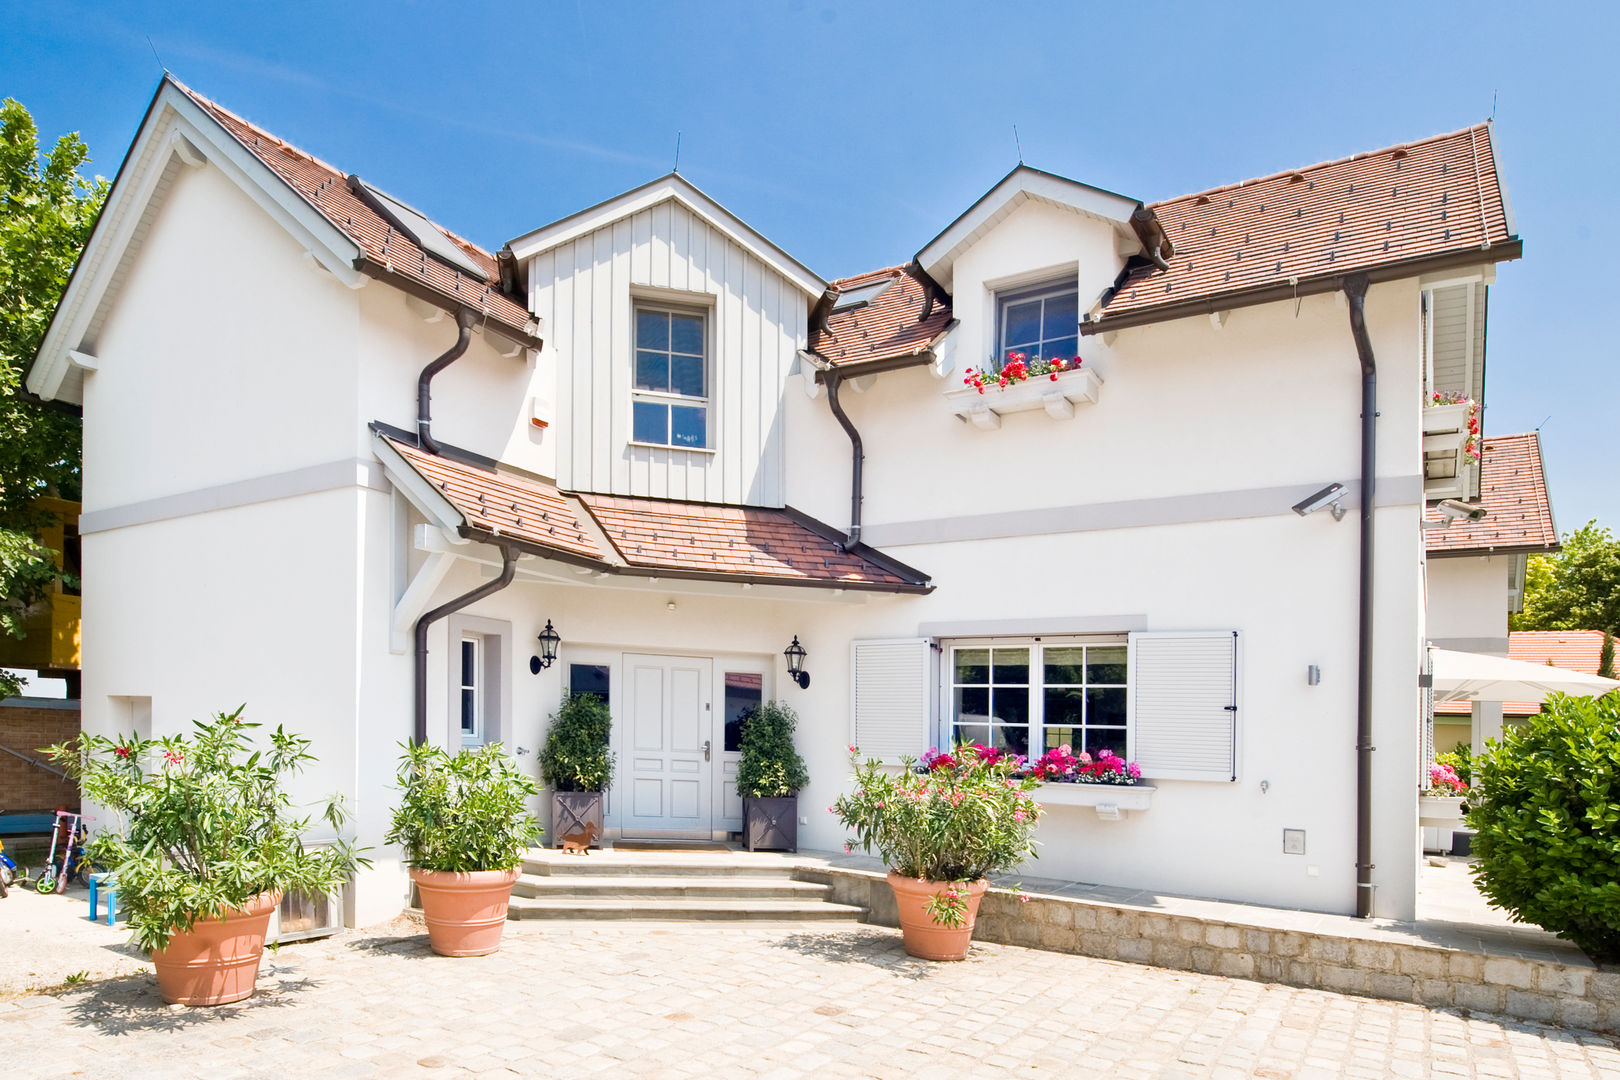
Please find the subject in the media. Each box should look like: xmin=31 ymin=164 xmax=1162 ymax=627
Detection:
xmin=509 ymin=846 xmax=866 ymax=922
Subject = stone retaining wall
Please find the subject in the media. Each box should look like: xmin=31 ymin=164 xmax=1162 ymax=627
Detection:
xmin=798 ymin=864 xmax=1620 ymax=1034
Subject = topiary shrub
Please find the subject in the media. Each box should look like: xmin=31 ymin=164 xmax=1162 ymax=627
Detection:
xmin=539 ymin=692 xmax=614 ymax=793
xmin=1465 ymin=692 xmax=1620 ymax=960
xmin=735 ymin=700 xmax=809 ymax=798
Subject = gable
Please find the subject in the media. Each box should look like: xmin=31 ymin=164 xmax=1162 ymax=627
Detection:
xmin=507 ymin=174 xmax=825 ymax=300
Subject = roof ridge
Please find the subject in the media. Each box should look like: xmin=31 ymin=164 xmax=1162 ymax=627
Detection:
xmin=1150 ymin=122 xmax=1491 ymax=209
xmin=829 ymin=265 xmax=908 ymax=288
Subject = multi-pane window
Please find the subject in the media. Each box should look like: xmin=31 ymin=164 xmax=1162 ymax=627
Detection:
xmin=948 ymin=639 xmax=1128 ymax=758
xmin=459 ymin=635 xmax=482 ymax=743
xmin=633 ymin=305 xmax=707 ymax=448
xmin=997 ymin=284 xmax=1079 ymax=367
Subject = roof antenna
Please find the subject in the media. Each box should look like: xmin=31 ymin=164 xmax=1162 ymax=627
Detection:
xmin=672 ymin=131 xmax=681 ymax=174
xmin=146 ymin=34 xmax=168 ymax=74
xmin=1491 ymin=90 xmax=1497 ymax=121
xmin=1535 ymin=414 xmax=1551 ymax=431
xmin=1012 ymin=124 xmax=1023 ymax=165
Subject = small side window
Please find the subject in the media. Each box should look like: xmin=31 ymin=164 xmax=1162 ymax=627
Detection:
xmin=459 ymin=635 xmax=482 ymax=744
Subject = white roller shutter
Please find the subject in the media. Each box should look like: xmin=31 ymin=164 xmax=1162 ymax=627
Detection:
xmin=1129 ymin=631 xmax=1238 ymax=782
xmin=850 ymin=638 xmax=932 ymax=764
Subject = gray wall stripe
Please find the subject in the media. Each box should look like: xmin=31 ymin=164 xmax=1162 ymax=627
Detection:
xmin=863 ymin=475 xmax=1426 ymax=548
xmin=80 ymin=458 xmax=389 ymax=534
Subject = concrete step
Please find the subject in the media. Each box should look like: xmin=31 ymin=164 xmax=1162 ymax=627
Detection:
xmin=506 ymin=896 xmax=866 ymax=922
xmin=522 ymin=852 xmax=803 ymax=879
xmin=511 ymin=874 xmax=833 ymax=901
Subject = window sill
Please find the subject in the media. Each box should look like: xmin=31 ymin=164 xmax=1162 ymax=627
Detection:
xmin=1032 ymin=781 xmax=1154 ymax=820
xmin=945 ymin=367 xmax=1102 ymax=430
xmin=627 ymin=441 xmax=718 ymax=455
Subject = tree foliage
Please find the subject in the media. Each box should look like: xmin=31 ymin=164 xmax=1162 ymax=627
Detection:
xmin=1511 ymin=521 xmax=1620 ymax=633
xmin=735 ymin=700 xmax=809 ymax=798
xmin=1464 ymin=693 xmax=1620 ymax=960
xmin=386 ymin=741 xmax=541 ymax=873
xmin=538 ymin=692 xmax=614 ymax=793
xmin=0 ymin=99 xmax=104 ymax=688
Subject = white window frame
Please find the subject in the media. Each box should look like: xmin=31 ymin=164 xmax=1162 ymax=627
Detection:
xmin=995 ymin=280 xmax=1080 ymax=369
xmin=631 ymin=301 xmax=710 ymax=450
xmin=445 ymin=615 xmax=511 ymax=750
xmin=458 ymin=634 xmax=483 ymax=744
xmin=942 ymin=635 xmax=1130 ymax=760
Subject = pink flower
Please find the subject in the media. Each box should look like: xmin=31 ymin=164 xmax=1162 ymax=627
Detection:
xmin=843 ymin=843 xmax=852 ymax=853
xmin=113 ymin=745 xmax=131 ymax=760
xmin=1018 ymin=894 xmax=1030 ymax=904
xmin=1013 ymin=810 xmax=1027 ymax=822
xmin=163 ymin=749 xmax=183 ymax=766
xmin=847 ymin=745 xmax=858 ymax=754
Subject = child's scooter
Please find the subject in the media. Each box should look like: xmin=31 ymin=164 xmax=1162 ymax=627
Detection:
xmin=0 ymin=839 xmax=15 ymax=898
xmin=34 ymin=810 xmax=88 ymax=894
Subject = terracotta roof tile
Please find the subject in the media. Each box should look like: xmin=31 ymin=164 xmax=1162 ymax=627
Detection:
xmin=177 ymin=83 xmax=536 ymax=342
xmin=577 ymin=493 xmax=924 ymax=589
xmin=384 ymin=437 xmax=601 ymax=562
xmin=1426 ymin=433 xmax=1557 ymax=555
xmin=1436 ymin=631 xmax=1609 ymax=716
xmin=1097 ymin=124 xmax=1515 ymax=324
xmin=810 ymin=265 xmax=953 ymax=369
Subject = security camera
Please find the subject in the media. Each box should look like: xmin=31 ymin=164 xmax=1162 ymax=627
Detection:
xmin=1292 ymin=483 xmax=1347 ymax=521
xmin=1436 ymin=499 xmax=1487 ymax=523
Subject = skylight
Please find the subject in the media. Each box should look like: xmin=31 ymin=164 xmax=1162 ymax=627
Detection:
xmin=830 ymin=278 xmax=894 ymax=314
xmin=351 ymin=178 xmax=490 ymax=282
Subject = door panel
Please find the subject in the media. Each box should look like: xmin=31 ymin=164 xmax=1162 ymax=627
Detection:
xmin=620 ymin=654 xmax=713 ymax=837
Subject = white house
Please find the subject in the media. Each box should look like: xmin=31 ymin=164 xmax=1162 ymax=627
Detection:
xmin=30 ymin=77 xmax=1522 ymax=925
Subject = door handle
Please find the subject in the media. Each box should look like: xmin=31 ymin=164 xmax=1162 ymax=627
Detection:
xmin=702 ymin=740 xmax=712 ymax=762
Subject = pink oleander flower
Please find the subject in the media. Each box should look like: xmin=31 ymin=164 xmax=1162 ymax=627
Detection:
xmin=843 ymin=843 xmax=852 ymax=853
xmin=163 ymin=749 xmax=183 ymax=766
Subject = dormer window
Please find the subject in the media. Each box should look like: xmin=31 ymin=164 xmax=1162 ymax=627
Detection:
xmin=997 ymin=282 xmax=1078 ymax=368
xmin=633 ymin=304 xmax=708 ymax=449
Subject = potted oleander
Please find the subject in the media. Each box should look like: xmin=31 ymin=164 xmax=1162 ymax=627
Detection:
xmin=386 ymin=742 xmax=541 ymax=956
xmin=736 ymin=701 xmax=809 ymax=852
xmin=833 ymin=743 xmax=1043 ymax=961
xmin=539 ymin=692 xmax=614 ymax=850
xmin=46 ymin=708 xmax=364 ymax=1005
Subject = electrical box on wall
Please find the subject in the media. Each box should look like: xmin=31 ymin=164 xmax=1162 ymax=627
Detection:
xmin=1282 ymin=829 xmax=1307 ymax=856
xmin=530 ymin=396 xmax=553 ymax=432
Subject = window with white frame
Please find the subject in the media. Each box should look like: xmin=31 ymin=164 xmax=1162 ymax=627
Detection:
xmin=459 ymin=635 xmax=483 ymax=743
xmin=996 ymin=282 xmax=1079 ymax=368
xmin=948 ymin=638 xmax=1128 ymax=758
xmin=633 ymin=304 xmax=708 ymax=448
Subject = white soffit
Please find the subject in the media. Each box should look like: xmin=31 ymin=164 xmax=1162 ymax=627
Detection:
xmin=28 ymin=78 xmax=364 ymax=405
xmin=915 ymin=165 xmax=1144 ymax=292
xmin=505 ymin=173 xmax=826 ymax=299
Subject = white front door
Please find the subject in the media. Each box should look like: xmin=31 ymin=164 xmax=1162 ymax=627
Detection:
xmin=621 ymin=653 xmax=714 ymax=837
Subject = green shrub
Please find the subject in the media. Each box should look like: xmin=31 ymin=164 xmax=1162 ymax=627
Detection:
xmin=735 ymin=700 xmax=809 ymax=798
xmin=1435 ymin=744 xmax=1472 ymax=787
xmin=386 ymin=742 xmax=541 ymax=873
xmin=539 ymin=692 xmax=614 ymax=793
xmin=46 ymin=708 xmax=367 ymax=952
xmin=1465 ymin=693 xmax=1620 ymax=960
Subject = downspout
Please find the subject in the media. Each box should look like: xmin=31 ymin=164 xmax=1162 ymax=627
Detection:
xmin=822 ymin=370 xmax=864 ymax=549
xmin=1342 ymin=273 xmax=1377 ymax=919
xmin=417 ymin=308 xmax=478 ymax=453
xmin=412 ymin=543 xmax=518 ymax=745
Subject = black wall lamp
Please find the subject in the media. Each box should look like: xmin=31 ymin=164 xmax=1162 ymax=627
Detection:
xmin=784 ymin=636 xmax=810 ymax=689
xmin=530 ymin=619 xmax=561 ymax=674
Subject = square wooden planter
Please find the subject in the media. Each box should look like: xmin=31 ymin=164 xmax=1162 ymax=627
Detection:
xmin=743 ymin=796 xmax=798 ymax=852
xmin=552 ymin=791 xmax=604 ymax=849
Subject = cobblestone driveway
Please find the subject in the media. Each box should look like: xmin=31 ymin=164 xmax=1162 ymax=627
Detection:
xmin=7 ymin=918 xmax=1619 ymax=1079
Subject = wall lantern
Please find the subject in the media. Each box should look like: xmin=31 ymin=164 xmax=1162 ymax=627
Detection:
xmin=530 ymin=619 xmax=561 ymax=674
xmin=784 ymin=636 xmax=810 ymax=689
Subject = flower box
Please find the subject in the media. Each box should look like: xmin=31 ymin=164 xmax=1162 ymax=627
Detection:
xmin=1418 ymin=794 xmax=1466 ymax=828
xmin=946 ymin=367 xmax=1103 ymax=430
xmin=1032 ymin=782 xmax=1155 ymax=820
xmin=1422 ymin=397 xmax=1480 ymax=499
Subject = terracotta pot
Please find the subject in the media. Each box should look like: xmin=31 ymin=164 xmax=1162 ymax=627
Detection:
xmin=411 ymin=867 xmax=520 ymax=957
xmin=150 ymin=889 xmax=282 ymax=1006
xmin=886 ymin=872 xmax=989 ymax=961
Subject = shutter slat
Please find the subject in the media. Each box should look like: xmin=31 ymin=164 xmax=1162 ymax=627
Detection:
xmin=1130 ymin=631 xmax=1237 ymax=782
xmin=851 ymin=638 xmax=931 ymax=764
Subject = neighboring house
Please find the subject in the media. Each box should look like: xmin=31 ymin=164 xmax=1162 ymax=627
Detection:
xmin=1434 ymin=630 xmax=1606 ymax=752
xmin=1424 ymin=432 xmax=1559 ymax=754
xmin=28 ymin=77 xmax=1523 ymax=924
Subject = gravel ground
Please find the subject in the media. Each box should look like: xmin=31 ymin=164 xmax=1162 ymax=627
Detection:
xmin=0 ymin=881 xmax=148 ymax=997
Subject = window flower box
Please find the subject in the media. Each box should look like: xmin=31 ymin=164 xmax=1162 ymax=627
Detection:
xmin=946 ymin=367 xmax=1103 ymax=430
xmin=1032 ymin=782 xmax=1155 ymax=819
xmin=1422 ymin=394 xmax=1481 ymax=499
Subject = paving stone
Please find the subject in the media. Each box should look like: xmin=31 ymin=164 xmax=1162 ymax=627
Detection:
xmin=2 ymin=916 xmax=1614 ymax=1078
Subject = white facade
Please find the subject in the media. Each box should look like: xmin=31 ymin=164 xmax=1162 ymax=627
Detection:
xmin=35 ymin=84 xmax=1523 ymax=927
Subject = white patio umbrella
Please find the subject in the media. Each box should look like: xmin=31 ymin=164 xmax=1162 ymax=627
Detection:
xmin=1429 ymin=648 xmax=1620 ymax=702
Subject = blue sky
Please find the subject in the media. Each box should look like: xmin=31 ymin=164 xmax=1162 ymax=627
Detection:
xmin=7 ymin=1 xmax=1617 ymax=531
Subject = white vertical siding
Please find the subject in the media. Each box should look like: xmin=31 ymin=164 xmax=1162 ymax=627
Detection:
xmin=525 ymin=198 xmax=802 ymax=506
